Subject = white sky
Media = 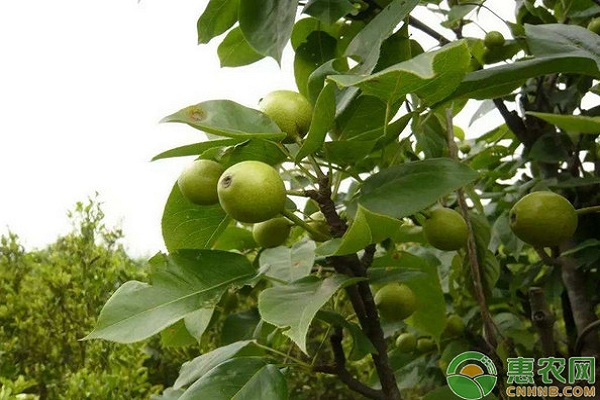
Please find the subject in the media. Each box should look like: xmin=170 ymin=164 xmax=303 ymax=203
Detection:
xmin=0 ymin=0 xmax=510 ymax=257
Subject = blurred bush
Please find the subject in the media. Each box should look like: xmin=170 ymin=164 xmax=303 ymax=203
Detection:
xmin=0 ymin=197 xmax=193 ymax=399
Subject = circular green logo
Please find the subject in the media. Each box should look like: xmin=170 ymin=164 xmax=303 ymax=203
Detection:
xmin=446 ymin=351 xmax=497 ymax=400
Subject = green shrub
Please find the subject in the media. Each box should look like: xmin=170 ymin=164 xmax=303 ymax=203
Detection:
xmin=0 ymin=198 xmax=185 ymax=399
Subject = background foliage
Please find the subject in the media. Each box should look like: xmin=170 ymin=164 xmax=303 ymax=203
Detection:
xmin=0 ymin=198 xmax=195 ymax=399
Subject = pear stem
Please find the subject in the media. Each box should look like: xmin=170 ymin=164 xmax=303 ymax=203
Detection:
xmin=281 ymin=209 xmax=325 ymax=239
xmin=575 ymin=205 xmax=600 ymax=215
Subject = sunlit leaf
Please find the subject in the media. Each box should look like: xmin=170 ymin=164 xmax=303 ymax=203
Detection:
xmin=85 ymin=251 xmax=257 ymax=343
xmin=161 ymin=100 xmax=285 ymax=140
xmin=197 ymin=0 xmax=239 ymax=44
xmin=217 ymin=27 xmax=264 ymax=67
xmin=258 ymin=275 xmax=362 ymax=353
xmin=331 ymin=40 xmax=470 ymax=105
xmin=259 ymin=240 xmax=316 ymax=283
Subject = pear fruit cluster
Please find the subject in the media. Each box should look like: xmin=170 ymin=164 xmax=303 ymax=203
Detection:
xmin=177 ymin=159 xmax=291 ymax=246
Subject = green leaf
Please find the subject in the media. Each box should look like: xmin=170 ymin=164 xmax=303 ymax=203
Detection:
xmin=374 ymin=23 xmax=412 ymax=72
xmin=526 ymin=111 xmax=600 ymax=133
xmin=197 ymin=0 xmax=239 ymax=44
xmin=258 ymin=275 xmax=362 ymax=353
xmin=217 ymin=27 xmax=264 ymax=67
xmin=450 ymin=56 xmax=600 ymax=100
xmin=528 ymin=132 xmax=572 ymax=163
xmin=323 ymin=139 xmax=378 ymax=166
xmin=296 ymin=82 xmax=336 ymax=161
xmin=213 ymin=226 xmax=257 ymax=251
xmin=344 ymin=0 xmax=419 ymax=72
xmin=333 ymin=95 xmax=389 ymax=140
xmin=239 ymin=0 xmax=297 ymax=63
xmin=290 ymin=17 xmax=338 ymax=50
xmin=307 ymin=58 xmax=346 ymax=104
xmin=161 ymin=100 xmax=286 ymax=140
xmin=526 ymin=23 xmax=600 ymax=69
xmin=213 ymin=139 xmax=287 ymax=168
xmin=85 ymin=250 xmax=257 ymax=343
xmin=331 ymin=205 xmax=404 ymax=256
xmin=161 ymin=184 xmax=230 ymax=252
xmin=303 ymin=0 xmax=354 ymax=25
xmin=221 ymin=309 xmax=262 ymax=345
xmin=161 ymin=319 xmax=198 ymax=347
xmin=316 ymin=310 xmax=376 ymax=361
xmin=184 ymin=308 xmax=215 ymax=342
xmin=333 ymin=0 xmax=418 ymax=116
xmin=413 ymin=112 xmax=448 ymax=159
xmin=359 ymin=159 xmax=479 ymax=219
xmin=294 ymin=31 xmax=337 ymax=98
xmin=151 ymin=139 xmax=241 ymax=161
xmin=180 ymin=358 xmax=288 ymax=400
xmin=174 ymin=340 xmax=256 ymax=389
xmin=331 ymin=40 xmax=471 ymax=105
xmin=258 ymin=240 xmax=316 ymax=283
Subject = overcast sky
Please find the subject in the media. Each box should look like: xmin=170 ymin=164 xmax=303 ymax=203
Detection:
xmin=0 ymin=0 xmax=510 ymax=257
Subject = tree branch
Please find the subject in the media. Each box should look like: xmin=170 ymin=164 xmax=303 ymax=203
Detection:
xmin=408 ymin=16 xmax=451 ymax=45
xmin=492 ymin=98 xmax=529 ymax=145
xmin=309 ymin=175 xmax=401 ymax=400
xmin=314 ymin=327 xmax=386 ymax=400
xmin=535 ymin=247 xmax=562 ymax=267
xmin=529 ymin=287 xmax=556 ymax=356
xmin=559 ymin=241 xmax=600 ymax=358
xmin=575 ymin=320 xmax=600 ymax=356
xmin=328 ymin=255 xmax=400 ymax=400
xmin=361 ymin=244 xmax=377 ymax=269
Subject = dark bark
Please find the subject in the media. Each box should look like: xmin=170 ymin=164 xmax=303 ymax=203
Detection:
xmin=308 ymin=177 xmax=401 ymax=400
xmin=314 ymin=327 xmax=386 ymax=400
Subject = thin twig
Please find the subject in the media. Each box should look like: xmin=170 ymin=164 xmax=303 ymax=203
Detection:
xmin=446 ymin=108 xmax=507 ymax=399
xmin=535 ymin=247 xmax=562 ymax=267
xmin=492 ymin=98 xmax=529 ymax=145
xmin=408 ymin=16 xmax=451 ymax=45
xmin=446 ymin=108 xmax=497 ymax=347
xmin=314 ymin=327 xmax=386 ymax=400
xmin=576 ymin=205 xmax=600 ymax=215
